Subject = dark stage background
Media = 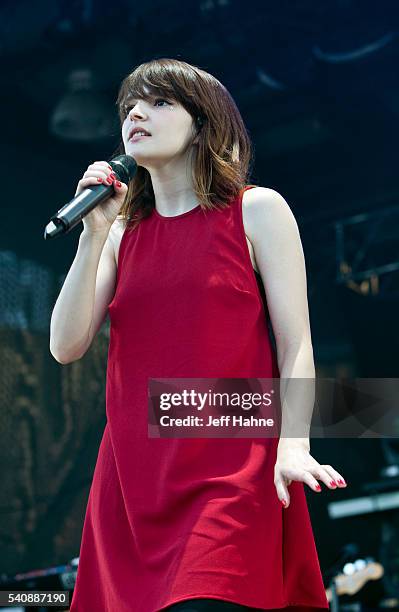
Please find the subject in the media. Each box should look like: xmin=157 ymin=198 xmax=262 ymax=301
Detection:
xmin=1 ymin=0 xmax=399 ymax=606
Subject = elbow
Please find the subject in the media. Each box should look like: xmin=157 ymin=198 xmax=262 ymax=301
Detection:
xmin=49 ymin=348 xmax=72 ymax=365
xmin=49 ymin=342 xmax=84 ymax=365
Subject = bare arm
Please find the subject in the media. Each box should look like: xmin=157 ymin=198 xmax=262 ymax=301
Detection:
xmin=49 ymin=226 xmax=117 ymax=364
xmin=49 ymin=159 xmax=128 ymax=365
xmin=244 ymin=187 xmax=347 ymax=510
xmin=243 ymin=187 xmax=314 ymax=445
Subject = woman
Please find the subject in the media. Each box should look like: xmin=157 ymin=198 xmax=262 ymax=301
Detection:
xmin=51 ymin=58 xmax=346 ymax=611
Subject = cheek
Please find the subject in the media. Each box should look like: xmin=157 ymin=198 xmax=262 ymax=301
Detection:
xmin=173 ymin=119 xmax=195 ymax=142
xmin=122 ymin=121 xmax=129 ymax=141
xmin=160 ymin=125 xmax=189 ymax=148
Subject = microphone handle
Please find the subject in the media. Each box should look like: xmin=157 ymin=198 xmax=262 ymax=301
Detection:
xmin=49 ymin=182 xmax=114 ymax=234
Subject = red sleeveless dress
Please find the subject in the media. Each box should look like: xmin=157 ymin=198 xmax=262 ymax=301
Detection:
xmin=70 ymin=186 xmax=329 ymax=611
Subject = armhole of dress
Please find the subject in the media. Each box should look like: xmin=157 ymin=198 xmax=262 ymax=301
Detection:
xmin=108 ymin=219 xmax=130 ymax=316
xmin=115 ymin=218 xmax=129 ymax=284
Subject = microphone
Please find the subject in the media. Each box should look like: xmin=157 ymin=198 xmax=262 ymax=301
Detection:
xmin=43 ymin=155 xmax=137 ymax=240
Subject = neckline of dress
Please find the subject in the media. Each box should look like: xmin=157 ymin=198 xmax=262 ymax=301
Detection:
xmin=152 ymin=204 xmax=202 ymax=220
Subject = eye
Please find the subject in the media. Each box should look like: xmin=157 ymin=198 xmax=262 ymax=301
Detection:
xmin=122 ymin=98 xmax=169 ymax=117
xmin=154 ymin=98 xmax=170 ymax=106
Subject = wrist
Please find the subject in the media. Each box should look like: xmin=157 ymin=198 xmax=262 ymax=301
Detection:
xmin=278 ymin=437 xmax=310 ymax=451
xmin=80 ymin=227 xmax=110 ymax=241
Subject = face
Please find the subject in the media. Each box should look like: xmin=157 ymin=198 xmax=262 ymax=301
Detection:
xmin=121 ymin=89 xmax=198 ymax=169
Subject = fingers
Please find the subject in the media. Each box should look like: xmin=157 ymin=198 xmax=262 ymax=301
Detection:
xmin=84 ymin=162 xmax=114 ymax=184
xmin=76 ymin=161 xmax=126 ymax=196
xmin=87 ymin=162 xmax=128 ymax=194
xmin=275 ymin=463 xmax=348 ymax=510
xmin=87 ymin=161 xmax=112 ymax=173
xmin=306 ymin=464 xmax=347 ymax=492
xmin=114 ymin=179 xmax=128 ymax=193
xmin=318 ymin=464 xmax=347 ymax=488
xmin=275 ymin=471 xmax=322 ymax=510
xmin=274 ymin=477 xmax=290 ymax=508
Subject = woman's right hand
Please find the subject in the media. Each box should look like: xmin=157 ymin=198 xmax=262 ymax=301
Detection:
xmin=75 ymin=161 xmax=129 ymax=234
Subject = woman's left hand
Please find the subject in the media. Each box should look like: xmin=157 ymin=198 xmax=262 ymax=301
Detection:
xmin=274 ymin=439 xmax=347 ymax=508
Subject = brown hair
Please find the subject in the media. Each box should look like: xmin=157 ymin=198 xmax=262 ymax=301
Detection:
xmin=113 ymin=58 xmax=256 ymax=230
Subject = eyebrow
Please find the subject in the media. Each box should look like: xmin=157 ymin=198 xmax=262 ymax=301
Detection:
xmin=122 ymin=91 xmax=172 ymax=110
xmin=123 ymin=94 xmax=152 ymax=106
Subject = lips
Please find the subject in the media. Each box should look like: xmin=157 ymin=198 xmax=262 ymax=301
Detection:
xmin=128 ymin=127 xmax=151 ymax=141
xmin=130 ymin=133 xmax=151 ymax=142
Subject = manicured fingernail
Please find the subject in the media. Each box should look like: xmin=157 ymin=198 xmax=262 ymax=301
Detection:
xmin=337 ymin=479 xmax=347 ymax=486
xmin=106 ymin=177 xmax=113 ymax=184
xmin=330 ymin=481 xmax=337 ymax=488
xmin=281 ymin=499 xmax=287 ymax=507
xmin=315 ymin=484 xmax=322 ymax=491
xmin=108 ymin=165 xmax=113 ymax=170
xmin=97 ymin=177 xmax=103 ymax=182
xmin=115 ymin=181 xmax=122 ymax=188
xmin=110 ymin=172 xmax=117 ymax=179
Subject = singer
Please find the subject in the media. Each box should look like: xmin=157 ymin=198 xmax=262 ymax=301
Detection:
xmin=50 ymin=58 xmax=346 ymax=611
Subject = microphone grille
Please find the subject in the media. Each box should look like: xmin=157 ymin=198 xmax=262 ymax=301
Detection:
xmin=109 ymin=155 xmax=137 ymax=184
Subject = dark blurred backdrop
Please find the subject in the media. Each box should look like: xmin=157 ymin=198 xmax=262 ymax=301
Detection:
xmin=1 ymin=0 xmax=399 ymax=604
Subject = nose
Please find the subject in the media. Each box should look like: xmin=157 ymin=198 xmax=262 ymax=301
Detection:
xmin=128 ymin=102 xmax=146 ymax=121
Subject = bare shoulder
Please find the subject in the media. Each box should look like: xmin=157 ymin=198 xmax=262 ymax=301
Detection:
xmin=242 ymin=186 xmax=292 ymax=217
xmin=242 ymin=186 xmax=298 ymax=243
xmin=108 ymin=215 xmax=128 ymax=267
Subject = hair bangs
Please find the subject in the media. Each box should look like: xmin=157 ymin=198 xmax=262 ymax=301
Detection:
xmin=117 ymin=63 xmax=188 ymax=122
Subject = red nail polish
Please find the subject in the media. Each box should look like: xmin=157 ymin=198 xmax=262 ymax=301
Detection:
xmin=330 ymin=481 xmax=337 ymax=487
xmin=108 ymin=165 xmax=113 ymax=170
xmin=115 ymin=180 xmax=122 ymax=188
xmin=281 ymin=499 xmax=287 ymax=507
xmin=110 ymin=172 xmax=117 ymax=179
xmin=337 ymin=479 xmax=346 ymax=486
xmin=106 ymin=177 xmax=113 ymax=184
xmin=97 ymin=177 xmax=103 ymax=182
xmin=315 ymin=484 xmax=322 ymax=491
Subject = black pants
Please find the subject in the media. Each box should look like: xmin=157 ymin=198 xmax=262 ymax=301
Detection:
xmin=165 ymin=598 xmax=263 ymax=611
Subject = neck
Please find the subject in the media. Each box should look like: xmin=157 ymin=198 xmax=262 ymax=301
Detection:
xmin=147 ymin=156 xmax=200 ymax=217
